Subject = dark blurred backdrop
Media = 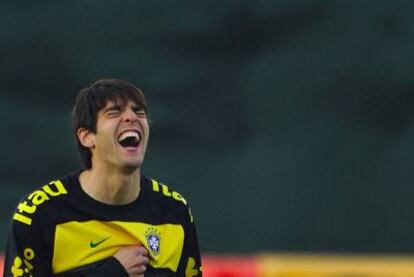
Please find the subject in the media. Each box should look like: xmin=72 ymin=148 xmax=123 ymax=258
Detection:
xmin=1 ymin=0 xmax=414 ymax=254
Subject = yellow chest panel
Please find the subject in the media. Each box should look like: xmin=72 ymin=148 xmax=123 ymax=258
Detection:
xmin=52 ymin=220 xmax=184 ymax=274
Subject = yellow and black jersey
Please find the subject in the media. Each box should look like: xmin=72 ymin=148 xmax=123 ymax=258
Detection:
xmin=3 ymin=172 xmax=202 ymax=277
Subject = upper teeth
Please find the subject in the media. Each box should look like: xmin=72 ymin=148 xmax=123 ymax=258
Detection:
xmin=118 ymin=131 xmax=140 ymax=141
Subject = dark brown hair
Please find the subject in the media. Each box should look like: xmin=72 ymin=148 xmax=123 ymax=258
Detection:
xmin=71 ymin=79 xmax=147 ymax=169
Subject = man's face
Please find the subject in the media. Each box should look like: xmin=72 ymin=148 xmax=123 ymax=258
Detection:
xmin=90 ymin=99 xmax=150 ymax=172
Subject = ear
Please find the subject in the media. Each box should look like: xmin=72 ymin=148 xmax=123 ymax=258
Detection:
xmin=77 ymin=128 xmax=95 ymax=148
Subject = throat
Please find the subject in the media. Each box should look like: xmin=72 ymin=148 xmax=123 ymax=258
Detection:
xmin=79 ymin=169 xmax=141 ymax=205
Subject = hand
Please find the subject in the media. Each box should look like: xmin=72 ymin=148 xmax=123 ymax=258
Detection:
xmin=113 ymin=245 xmax=149 ymax=277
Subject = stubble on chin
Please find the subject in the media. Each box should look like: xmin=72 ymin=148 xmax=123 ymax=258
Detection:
xmin=119 ymin=160 xmax=143 ymax=174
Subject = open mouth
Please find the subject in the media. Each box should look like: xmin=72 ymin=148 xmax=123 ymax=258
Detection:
xmin=118 ymin=131 xmax=141 ymax=148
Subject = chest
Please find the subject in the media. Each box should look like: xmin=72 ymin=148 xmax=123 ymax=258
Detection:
xmin=47 ymin=203 xmax=185 ymax=274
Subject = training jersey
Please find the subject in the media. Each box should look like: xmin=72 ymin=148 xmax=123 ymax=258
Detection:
xmin=3 ymin=172 xmax=202 ymax=277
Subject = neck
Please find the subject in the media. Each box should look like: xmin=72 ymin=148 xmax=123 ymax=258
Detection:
xmin=79 ymin=164 xmax=141 ymax=205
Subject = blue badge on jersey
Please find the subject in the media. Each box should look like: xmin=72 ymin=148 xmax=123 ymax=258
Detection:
xmin=145 ymin=227 xmax=161 ymax=256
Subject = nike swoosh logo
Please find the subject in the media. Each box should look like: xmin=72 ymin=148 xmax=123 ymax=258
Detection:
xmin=89 ymin=237 xmax=111 ymax=248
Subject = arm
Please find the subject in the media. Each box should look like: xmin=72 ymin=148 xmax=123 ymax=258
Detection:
xmin=4 ymin=209 xmax=148 ymax=277
xmin=177 ymin=207 xmax=202 ymax=277
xmin=113 ymin=245 xmax=149 ymax=276
xmin=3 ymin=216 xmax=53 ymax=277
xmin=55 ymin=245 xmax=149 ymax=277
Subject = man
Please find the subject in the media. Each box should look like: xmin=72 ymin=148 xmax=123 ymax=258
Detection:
xmin=3 ymin=79 xmax=202 ymax=276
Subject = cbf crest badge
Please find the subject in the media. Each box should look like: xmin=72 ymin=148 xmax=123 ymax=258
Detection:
xmin=145 ymin=227 xmax=161 ymax=256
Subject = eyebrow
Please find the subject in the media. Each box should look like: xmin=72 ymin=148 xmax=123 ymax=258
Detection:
xmin=103 ymin=105 xmax=122 ymax=113
xmin=102 ymin=103 xmax=145 ymax=113
xmin=132 ymin=105 xmax=145 ymax=111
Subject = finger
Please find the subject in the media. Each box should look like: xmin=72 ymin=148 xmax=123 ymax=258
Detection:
xmin=129 ymin=264 xmax=147 ymax=275
xmin=135 ymin=255 xmax=149 ymax=265
xmin=135 ymin=246 xmax=149 ymax=255
xmin=137 ymin=264 xmax=147 ymax=274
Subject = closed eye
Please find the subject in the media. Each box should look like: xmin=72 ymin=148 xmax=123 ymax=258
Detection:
xmin=105 ymin=106 xmax=122 ymax=116
xmin=133 ymin=109 xmax=147 ymax=117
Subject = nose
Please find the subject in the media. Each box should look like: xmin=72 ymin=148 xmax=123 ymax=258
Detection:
xmin=123 ymin=109 xmax=138 ymax=123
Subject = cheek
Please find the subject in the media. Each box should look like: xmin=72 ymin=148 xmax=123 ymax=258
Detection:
xmin=144 ymin=129 xmax=150 ymax=143
xmin=139 ymin=120 xmax=150 ymax=140
xmin=146 ymin=125 xmax=150 ymax=137
xmin=95 ymin=128 xmax=115 ymax=147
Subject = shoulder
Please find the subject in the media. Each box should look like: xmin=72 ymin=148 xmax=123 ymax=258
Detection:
xmin=145 ymin=176 xmax=189 ymax=207
xmin=144 ymin=176 xmax=197 ymax=224
xmin=143 ymin=175 xmax=195 ymax=223
xmin=11 ymin=174 xmax=74 ymax=227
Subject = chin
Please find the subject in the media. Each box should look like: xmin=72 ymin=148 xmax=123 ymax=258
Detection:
xmin=121 ymin=160 xmax=142 ymax=171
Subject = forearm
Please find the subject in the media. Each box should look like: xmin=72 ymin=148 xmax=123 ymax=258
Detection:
xmin=54 ymin=257 xmax=128 ymax=277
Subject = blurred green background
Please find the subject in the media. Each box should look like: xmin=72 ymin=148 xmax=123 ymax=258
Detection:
xmin=1 ymin=0 xmax=414 ymax=254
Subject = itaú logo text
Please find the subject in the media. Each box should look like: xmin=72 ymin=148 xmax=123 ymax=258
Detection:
xmin=13 ymin=180 xmax=68 ymax=225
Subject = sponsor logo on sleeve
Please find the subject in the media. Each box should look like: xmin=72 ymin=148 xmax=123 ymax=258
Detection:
xmin=10 ymin=248 xmax=35 ymax=277
xmin=185 ymin=257 xmax=200 ymax=277
xmin=13 ymin=180 xmax=68 ymax=226
xmin=151 ymin=180 xmax=187 ymax=205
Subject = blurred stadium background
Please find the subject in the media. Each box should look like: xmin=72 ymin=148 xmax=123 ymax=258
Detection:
xmin=2 ymin=0 xmax=414 ymax=275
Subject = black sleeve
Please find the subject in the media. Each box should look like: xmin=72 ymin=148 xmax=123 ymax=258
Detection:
xmin=3 ymin=210 xmax=128 ymax=277
xmin=176 ymin=206 xmax=202 ymax=277
xmin=3 ymin=216 xmax=53 ymax=277
xmin=55 ymin=257 xmax=128 ymax=277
